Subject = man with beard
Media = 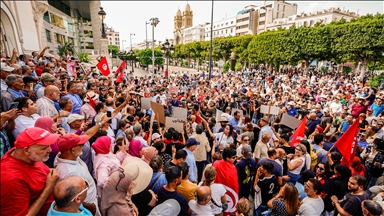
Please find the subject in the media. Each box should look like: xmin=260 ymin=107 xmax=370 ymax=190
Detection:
xmin=331 ymin=174 xmax=369 ymax=216
xmin=1 ymin=127 xmax=60 ymax=215
xmin=157 ymin=165 xmax=192 ymax=216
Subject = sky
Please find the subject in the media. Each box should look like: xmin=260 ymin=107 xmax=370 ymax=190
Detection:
xmin=101 ymin=1 xmax=384 ymax=49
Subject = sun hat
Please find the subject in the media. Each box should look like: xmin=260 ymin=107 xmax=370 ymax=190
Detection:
xmin=122 ymin=157 xmax=153 ymax=195
xmin=84 ymin=91 xmax=99 ymax=102
xmin=219 ymin=117 xmax=229 ymax=122
xmin=148 ymin=199 xmax=181 ymax=216
xmin=41 ymin=73 xmax=56 ymax=82
xmin=67 ymin=114 xmax=85 ymax=124
xmin=57 ymin=134 xmax=89 ymax=152
xmin=0 ymin=62 xmax=14 ymax=72
xmin=14 ymin=127 xmax=60 ymax=148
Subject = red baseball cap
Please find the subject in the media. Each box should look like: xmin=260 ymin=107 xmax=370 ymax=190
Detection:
xmin=15 ymin=127 xmax=60 ymax=148
xmin=57 ymin=134 xmax=89 ymax=152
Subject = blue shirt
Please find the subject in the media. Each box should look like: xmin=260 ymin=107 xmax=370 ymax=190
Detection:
xmin=171 ymin=99 xmax=180 ymax=107
xmin=229 ymin=117 xmax=240 ymax=131
xmin=340 ymin=121 xmax=352 ymax=134
xmin=63 ymin=93 xmax=82 ymax=114
xmin=312 ymin=144 xmax=328 ymax=163
xmin=323 ymin=141 xmax=338 ymax=152
xmin=371 ymin=103 xmax=384 ymax=117
xmin=146 ymin=171 xmax=168 ymax=194
xmin=47 ymin=202 xmax=92 ymax=215
xmin=287 ymin=108 xmax=298 ymax=117
xmin=184 ymin=148 xmax=197 ymax=182
xmin=7 ymin=88 xmax=22 ymax=98
xmin=34 ymin=82 xmax=43 ymax=92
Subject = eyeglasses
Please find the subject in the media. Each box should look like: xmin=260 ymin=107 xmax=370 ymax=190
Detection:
xmin=115 ymin=167 xmax=125 ymax=190
xmin=243 ymin=139 xmax=250 ymax=141
xmin=295 ymin=148 xmax=302 ymax=152
xmin=70 ymin=180 xmax=89 ymax=202
xmin=316 ymin=166 xmax=325 ymax=171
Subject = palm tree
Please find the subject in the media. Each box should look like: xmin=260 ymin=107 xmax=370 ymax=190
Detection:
xmin=58 ymin=41 xmax=74 ymax=57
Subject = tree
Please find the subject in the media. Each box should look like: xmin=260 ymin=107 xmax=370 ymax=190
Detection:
xmin=108 ymin=45 xmax=119 ymax=56
xmin=58 ymin=41 xmax=74 ymax=57
xmin=78 ymin=52 xmax=89 ymax=63
xmin=330 ymin=14 xmax=384 ymax=78
xmin=135 ymin=48 xmax=164 ymax=66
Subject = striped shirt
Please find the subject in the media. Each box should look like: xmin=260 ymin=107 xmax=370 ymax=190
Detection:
xmin=36 ymin=96 xmax=58 ymax=117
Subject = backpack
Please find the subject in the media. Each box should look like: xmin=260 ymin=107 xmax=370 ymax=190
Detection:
xmin=310 ymin=147 xmax=323 ymax=170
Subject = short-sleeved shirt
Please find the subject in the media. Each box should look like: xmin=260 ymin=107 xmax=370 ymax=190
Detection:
xmin=132 ymin=190 xmax=154 ymax=216
xmin=157 ymin=186 xmax=190 ymax=216
xmin=257 ymin=158 xmax=283 ymax=178
xmin=270 ymin=198 xmax=288 ymax=216
xmin=340 ymin=121 xmax=352 ymax=134
xmin=320 ymin=115 xmax=333 ymax=130
xmin=287 ymin=108 xmax=298 ymax=117
xmin=1 ymin=148 xmax=54 ymax=216
xmin=338 ymin=193 xmax=369 ymax=216
xmin=258 ymin=175 xmax=278 ymax=205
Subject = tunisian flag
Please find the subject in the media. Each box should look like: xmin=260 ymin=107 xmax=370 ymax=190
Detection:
xmin=213 ymin=159 xmax=239 ymax=216
xmin=96 ymin=57 xmax=110 ymax=76
xmin=115 ymin=60 xmax=126 ymax=83
xmin=334 ymin=117 xmax=360 ymax=167
xmin=290 ymin=117 xmax=307 ymax=146
xmin=86 ymin=93 xmax=97 ymax=111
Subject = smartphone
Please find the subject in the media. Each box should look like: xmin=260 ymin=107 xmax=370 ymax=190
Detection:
xmin=30 ymin=83 xmax=34 ymax=89
xmin=9 ymin=102 xmax=19 ymax=110
xmin=107 ymin=111 xmax=112 ymax=124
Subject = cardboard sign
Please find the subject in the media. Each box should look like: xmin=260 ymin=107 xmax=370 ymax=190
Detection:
xmin=172 ymin=107 xmax=188 ymax=119
xmin=169 ymin=86 xmax=178 ymax=94
xmin=280 ymin=113 xmax=301 ymax=129
xmin=260 ymin=105 xmax=280 ymax=115
xmin=215 ymin=110 xmax=224 ymax=132
xmin=166 ymin=117 xmax=184 ymax=133
xmin=150 ymin=101 xmax=165 ymax=124
xmin=141 ymin=97 xmax=152 ymax=110
xmin=231 ymin=108 xmax=244 ymax=117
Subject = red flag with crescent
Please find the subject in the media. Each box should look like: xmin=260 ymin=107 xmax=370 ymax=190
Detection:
xmin=96 ymin=57 xmax=110 ymax=76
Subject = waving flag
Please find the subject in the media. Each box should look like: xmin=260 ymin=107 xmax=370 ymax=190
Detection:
xmin=96 ymin=57 xmax=110 ymax=76
xmin=334 ymin=117 xmax=360 ymax=167
xmin=115 ymin=60 xmax=126 ymax=83
xmin=86 ymin=94 xmax=97 ymax=111
xmin=290 ymin=117 xmax=307 ymax=146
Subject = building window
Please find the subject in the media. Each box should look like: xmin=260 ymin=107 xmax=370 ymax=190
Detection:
xmin=226 ymin=22 xmax=228 ymax=25
xmin=50 ymin=13 xmax=65 ymax=28
xmin=277 ymin=12 xmax=279 ymax=18
xmin=115 ymin=34 xmax=119 ymax=36
xmin=304 ymin=21 xmax=308 ymax=26
xmin=277 ymin=4 xmax=279 ymax=10
xmin=84 ymin=42 xmax=94 ymax=49
xmin=54 ymin=33 xmax=65 ymax=45
xmin=68 ymin=37 xmax=74 ymax=45
xmin=310 ymin=20 xmax=314 ymax=26
xmin=226 ymin=29 xmax=228 ymax=34
xmin=115 ymin=42 xmax=118 ymax=45
xmin=231 ymin=28 xmax=233 ymax=33
xmin=43 ymin=12 xmax=50 ymax=23
xmin=260 ymin=13 xmax=266 ymax=17
xmin=283 ymin=5 xmax=285 ymax=12
xmin=259 ymin=21 xmax=265 ymax=25
xmin=83 ymin=30 xmax=93 ymax=38
xmin=45 ymin=29 xmax=51 ymax=43
xmin=109 ymin=42 xmax=112 ymax=45
xmin=231 ymin=21 xmax=234 ymax=24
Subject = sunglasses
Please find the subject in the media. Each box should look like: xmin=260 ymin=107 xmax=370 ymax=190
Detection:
xmin=115 ymin=167 xmax=125 ymax=190
xmin=70 ymin=180 xmax=89 ymax=202
xmin=243 ymin=139 xmax=250 ymax=141
xmin=316 ymin=166 xmax=325 ymax=171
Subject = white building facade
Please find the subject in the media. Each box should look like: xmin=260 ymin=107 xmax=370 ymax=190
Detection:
xmin=182 ymin=24 xmax=205 ymax=44
xmin=105 ymin=25 xmax=120 ymax=47
xmin=205 ymin=16 xmax=236 ymax=41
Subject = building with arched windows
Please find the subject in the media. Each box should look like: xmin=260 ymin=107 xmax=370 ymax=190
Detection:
xmin=173 ymin=3 xmax=193 ymax=45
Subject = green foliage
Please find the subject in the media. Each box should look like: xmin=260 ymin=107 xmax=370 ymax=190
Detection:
xmin=235 ymin=62 xmax=242 ymax=71
xmin=368 ymin=73 xmax=384 ymax=88
xmin=342 ymin=66 xmax=352 ymax=74
xmin=108 ymin=45 xmax=119 ymax=56
xmin=78 ymin=52 xmax=89 ymax=63
xmin=58 ymin=41 xmax=74 ymax=57
xmin=222 ymin=62 xmax=230 ymax=72
xmin=135 ymin=48 xmax=164 ymax=66
xmin=182 ymin=60 xmax=188 ymax=67
xmin=320 ymin=66 xmax=328 ymax=73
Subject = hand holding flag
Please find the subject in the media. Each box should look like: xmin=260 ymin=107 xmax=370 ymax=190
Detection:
xmin=116 ymin=60 xmax=126 ymax=83
xmin=334 ymin=117 xmax=360 ymax=167
xmin=96 ymin=57 xmax=110 ymax=76
xmin=290 ymin=117 xmax=307 ymax=146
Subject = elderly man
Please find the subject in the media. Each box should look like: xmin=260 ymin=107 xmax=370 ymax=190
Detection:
xmin=48 ymin=176 xmax=93 ymax=215
xmin=254 ymin=131 xmax=271 ymax=164
xmin=55 ymin=124 xmax=105 ymax=216
xmin=361 ymin=200 xmax=383 ymax=216
xmin=1 ymin=127 xmax=60 ymax=215
xmin=1 ymin=74 xmax=25 ymax=111
xmin=36 ymin=85 xmax=67 ymax=120
xmin=188 ymin=186 xmax=213 ymax=216
xmin=259 ymin=117 xmax=278 ymax=147
xmin=0 ymin=62 xmax=14 ymax=93
xmin=190 ymin=124 xmax=211 ymax=183
xmin=320 ymin=108 xmax=333 ymax=133
xmin=63 ymin=81 xmax=83 ymax=114
xmin=12 ymin=97 xmax=41 ymax=137
xmin=36 ymin=73 xmax=56 ymax=98
xmin=80 ymin=91 xmax=98 ymax=123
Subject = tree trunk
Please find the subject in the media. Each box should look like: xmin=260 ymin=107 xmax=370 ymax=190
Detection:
xmin=304 ymin=60 xmax=310 ymax=75
xmin=359 ymin=58 xmax=369 ymax=80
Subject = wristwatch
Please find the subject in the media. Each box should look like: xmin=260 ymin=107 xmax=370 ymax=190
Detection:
xmin=98 ymin=122 xmax=102 ymax=128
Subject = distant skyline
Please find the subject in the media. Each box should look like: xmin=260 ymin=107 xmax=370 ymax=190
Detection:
xmin=101 ymin=1 xmax=383 ymax=49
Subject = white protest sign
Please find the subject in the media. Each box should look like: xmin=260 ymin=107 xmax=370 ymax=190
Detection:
xmin=280 ymin=113 xmax=301 ymax=129
xmin=150 ymin=112 xmax=155 ymax=129
xmin=166 ymin=117 xmax=184 ymax=133
xmin=172 ymin=107 xmax=188 ymax=119
xmin=260 ymin=105 xmax=280 ymax=115
xmin=141 ymin=97 xmax=152 ymax=110
xmin=215 ymin=110 xmax=224 ymax=132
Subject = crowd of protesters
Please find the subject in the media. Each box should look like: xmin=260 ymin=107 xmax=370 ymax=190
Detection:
xmin=1 ymin=47 xmax=384 ymax=216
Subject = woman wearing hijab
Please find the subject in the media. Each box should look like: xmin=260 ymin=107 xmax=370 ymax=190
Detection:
xmin=142 ymin=146 xmax=158 ymax=164
xmin=92 ymin=136 xmax=122 ymax=200
xmin=34 ymin=116 xmax=66 ymax=168
xmin=125 ymin=128 xmax=143 ymax=158
xmin=100 ymin=168 xmax=138 ymax=215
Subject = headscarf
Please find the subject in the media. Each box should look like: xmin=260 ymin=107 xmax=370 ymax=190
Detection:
xmin=128 ymin=139 xmax=142 ymax=158
xmin=100 ymin=169 xmax=135 ymax=216
xmin=92 ymin=136 xmax=111 ymax=155
xmin=34 ymin=116 xmax=55 ymax=133
xmin=142 ymin=146 xmax=158 ymax=164
xmin=34 ymin=116 xmax=59 ymax=154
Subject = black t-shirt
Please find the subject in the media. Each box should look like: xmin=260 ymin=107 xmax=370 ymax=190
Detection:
xmin=163 ymin=160 xmax=177 ymax=173
xmin=338 ymin=193 xmax=369 ymax=216
xmin=320 ymin=115 xmax=333 ymax=129
xmin=258 ymin=175 xmax=278 ymax=205
xmin=157 ymin=186 xmax=190 ymax=216
xmin=132 ymin=190 xmax=153 ymax=216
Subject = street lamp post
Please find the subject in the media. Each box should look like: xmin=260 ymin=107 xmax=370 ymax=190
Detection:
xmin=161 ymin=39 xmax=175 ymax=78
xmin=145 ymin=21 xmax=150 ymax=49
xmin=130 ymin=33 xmax=135 ymax=71
xmin=129 ymin=49 xmax=135 ymax=73
xmin=122 ymin=40 xmax=126 ymax=51
xmin=208 ymin=0 xmax=214 ymax=80
xmin=98 ymin=7 xmax=107 ymax=39
xmin=150 ymin=17 xmax=159 ymax=74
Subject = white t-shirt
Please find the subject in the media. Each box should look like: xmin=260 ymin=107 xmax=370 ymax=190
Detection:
xmin=300 ymin=196 xmax=324 ymax=216
xmin=13 ymin=114 xmax=41 ymax=137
